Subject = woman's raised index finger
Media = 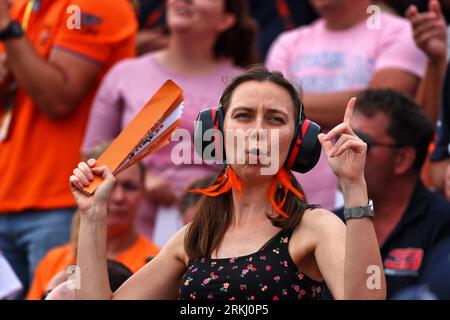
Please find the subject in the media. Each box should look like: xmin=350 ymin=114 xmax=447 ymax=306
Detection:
xmin=344 ymin=97 xmax=357 ymax=125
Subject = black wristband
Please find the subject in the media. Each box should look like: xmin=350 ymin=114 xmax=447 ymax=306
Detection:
xmin=0 ymin=21 xmax=24 ymax=41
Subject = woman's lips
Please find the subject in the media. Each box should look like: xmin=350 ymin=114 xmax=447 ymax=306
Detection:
xmin=246 ymin=148 xmax=270 ymax=164
xmin=247 ymin=148 xmax=268 ymax=157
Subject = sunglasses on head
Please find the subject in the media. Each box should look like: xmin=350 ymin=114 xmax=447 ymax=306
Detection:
xmin=353 ymin=130 xmax=403 ymax=152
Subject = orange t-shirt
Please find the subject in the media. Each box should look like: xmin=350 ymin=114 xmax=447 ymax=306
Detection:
xmin=26 ymin=234 xmax=159 ymax=300
xmin=0 ymin=0 xmax=137 ymax=212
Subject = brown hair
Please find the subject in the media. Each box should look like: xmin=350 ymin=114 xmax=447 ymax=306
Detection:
xmin=185 ymin=66 xmax=316 ymax=260
xmin=215 ymin=0 xmax=260 ymax=68
xmin=179 ymin=175 xmax=216 ymax=216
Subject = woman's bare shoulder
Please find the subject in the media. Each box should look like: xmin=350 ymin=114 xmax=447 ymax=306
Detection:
xmin=302 ymin=207 xmax=345 ymax=228
xmin=291 ymin=207 xmax=345 ymax=243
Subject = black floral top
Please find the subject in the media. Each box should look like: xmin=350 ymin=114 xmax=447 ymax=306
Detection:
xmin=179 ymin=229 xmax=323 ymax=300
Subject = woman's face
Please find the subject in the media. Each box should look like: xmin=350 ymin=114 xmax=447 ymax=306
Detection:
xmin=223 ymin=81 xmax=297 ymax=182
xmin=167 ymin=0 xmax=235 ymax=37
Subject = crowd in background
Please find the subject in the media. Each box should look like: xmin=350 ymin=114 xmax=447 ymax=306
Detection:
xmin=0 ymin=0 xmax=450 ymax=300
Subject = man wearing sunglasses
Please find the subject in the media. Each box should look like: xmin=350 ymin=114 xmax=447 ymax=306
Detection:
xmin=333 ymin=88 xmax=450 ymax=299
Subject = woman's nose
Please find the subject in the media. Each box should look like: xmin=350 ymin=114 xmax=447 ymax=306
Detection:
xmin=249 ymin=121 xmax=268 ymax=144
xmin=251 ymin=116 xmax=266 ymax=131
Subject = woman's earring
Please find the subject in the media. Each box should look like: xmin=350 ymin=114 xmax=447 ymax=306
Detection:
xmin=223 ymin=164 xmax=230 ymax=179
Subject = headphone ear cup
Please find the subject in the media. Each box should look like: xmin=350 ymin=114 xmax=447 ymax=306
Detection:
xmin=193 ymin=108 xmax=225 ymax=162
xmin=288 ymin=120 xmax=322 ymax=173
xmin=194 ymin=109 xmax=214 ymax=161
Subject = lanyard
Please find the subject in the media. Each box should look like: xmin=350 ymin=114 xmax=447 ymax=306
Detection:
xmin=21 ymin=0 xmax=36 ymax=31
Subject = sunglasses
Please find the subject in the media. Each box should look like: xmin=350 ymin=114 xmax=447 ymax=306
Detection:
xmin=353 ymin=130 xmax=403 ymax=152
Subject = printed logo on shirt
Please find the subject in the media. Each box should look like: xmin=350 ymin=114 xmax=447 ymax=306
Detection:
xmin=290 ymin=53 xmax=374 ymax=93
xmin=384 ymin=248 xmax=424 ymax=277
xmin=76 ymin=12 xmax=103 ymax=35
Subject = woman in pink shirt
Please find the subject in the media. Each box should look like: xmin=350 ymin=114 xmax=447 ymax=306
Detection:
xmin=82 ymin=0 xmax=258 ymax=241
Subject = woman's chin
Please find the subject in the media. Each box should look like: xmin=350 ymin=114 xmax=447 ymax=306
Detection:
xmin=236 ymin=164 xmax=275 ymax=181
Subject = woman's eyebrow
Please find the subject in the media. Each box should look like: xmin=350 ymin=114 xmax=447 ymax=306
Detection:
xmin=231 ymin=106 xmax=288 ymax=116
xmin=231 ymin=106 xmax=254 ymax=113
xmin=265 ymin=108 xmax=288 ymax=117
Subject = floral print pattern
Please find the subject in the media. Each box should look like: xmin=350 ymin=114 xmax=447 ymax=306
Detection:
xmin=179 ymin=229 xmax=323 ymax=300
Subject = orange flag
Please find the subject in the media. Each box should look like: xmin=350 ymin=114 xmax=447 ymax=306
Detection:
xmin=83 ymin=80 xmax=184 ymax=194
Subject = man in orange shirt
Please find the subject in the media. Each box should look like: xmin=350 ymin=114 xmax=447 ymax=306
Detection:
xmin=27 ymin=161 xmax=160 ymax=300
xmin=0 ymin=0 xmax=137 ymax=298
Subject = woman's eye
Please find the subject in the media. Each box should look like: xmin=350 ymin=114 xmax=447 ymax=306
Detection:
xmin=235 ymin=113 xmax=250 ymax=119
xmin=269 ymin=117 xmax=285 ymax=124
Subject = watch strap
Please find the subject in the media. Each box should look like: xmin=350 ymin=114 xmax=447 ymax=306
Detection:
xmin=343 ymin=199 xmax=374 ymax=220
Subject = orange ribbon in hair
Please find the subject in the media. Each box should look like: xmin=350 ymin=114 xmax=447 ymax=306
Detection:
xmin=190 ymin=166 xmax=305 ymax=218
xmin=268 ymin=167 xmax=305 ymax=218
xmin=190 ymin=165 xmax=241 ymax=196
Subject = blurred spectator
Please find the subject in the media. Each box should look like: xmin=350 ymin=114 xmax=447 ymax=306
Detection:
xmin=430 ymin=64 xmax=450 ymax=198
xmin=133 ymin=0 xmax=318 ymax=59
xmin=27 ymin=146 xmax=159 ymax=300
xmin=45 ymin=259 xmax=133 ymax=300
xmin=178 ymin=175 xmax=215 ymax=225
xmin=0 ymin=0 xmax=137 ymax=298
xmin=408 ymin=0 xmax=448 ymax=124
xmin=418 ymin=236 xmax=450 ymax=299
xmin=383 ymin=0 xmax=450 ymax=21
xmin=406 ymin=0 xmax=448 ymax=188
xmin=266 ymin=0 xmax=427 ymax=210
xmin=82 ymin=0 xmax=258 ymax=244
xmin=418 ymin=2 xmax=450 ymax=199
xmin=334 ymin=89 xmax=450 ymax=299
xmin=250 ymin=0 xmax=318 ymax=59
xmin=392 ymin=237 xmax=450 ymax=300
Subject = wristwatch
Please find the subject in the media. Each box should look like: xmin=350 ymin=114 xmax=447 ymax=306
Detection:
xmin=0 ymin=21 xmax=24 ymax=41
xmin=344 ymin=199 xmax=374 ymax=220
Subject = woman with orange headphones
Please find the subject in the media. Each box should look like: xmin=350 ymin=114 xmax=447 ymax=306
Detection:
xmin=70 ymin=66 xmax=386 ymax=300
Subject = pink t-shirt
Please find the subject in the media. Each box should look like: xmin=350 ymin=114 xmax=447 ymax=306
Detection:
xmin=266 ymin=12 xmax=427 ymax=210
xmin=82 ymin=52 xmax=243 ymax=194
